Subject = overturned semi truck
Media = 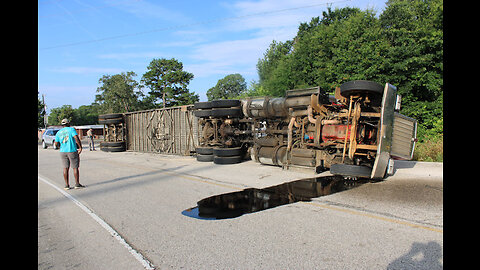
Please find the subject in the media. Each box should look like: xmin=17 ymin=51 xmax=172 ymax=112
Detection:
xmin=193 ymin=80 xmax=417 ymax=179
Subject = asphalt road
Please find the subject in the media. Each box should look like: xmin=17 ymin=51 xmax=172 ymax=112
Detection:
xmin=38 ymin=145 xmax=443 ymax=270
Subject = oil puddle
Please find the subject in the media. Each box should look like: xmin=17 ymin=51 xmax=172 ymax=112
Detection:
xmin=182 ymin=175 xmax=371 ymax=220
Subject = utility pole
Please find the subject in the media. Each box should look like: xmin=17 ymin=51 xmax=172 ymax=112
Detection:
xmin=42 ymin=94 xmax=47 ymax=129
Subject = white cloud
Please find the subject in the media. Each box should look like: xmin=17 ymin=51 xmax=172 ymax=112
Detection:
xmin=108 ymin=0 xmax=191 ymax=23
xmin=49 ymin=66 xmax=124 ymax=74
xmin=40 ymin=85 xmax=98 ymax=110
xmin=192 ymin=38 xmax=267 ymax=64
xmin=226 ymin=0 xmax=333 ymax=32
xmin=97 ymin=52 xmax=166 ymax=60
xmin=182 ymin=0 xmax=336 ymax=78
xmin=99 ymin=1 xmax=335 ymax=79
xmin=186 ymin=36 xmax=274 ymax=78
xmin=186 ymin=62 xmax=240 ymax=78
xmin=68 ymin=1 xmax=339 ymax=81
xmin=232 ymin=0 xmax=323 ymax=14
xmin=98 ymin=38 xmax=206 ymax=60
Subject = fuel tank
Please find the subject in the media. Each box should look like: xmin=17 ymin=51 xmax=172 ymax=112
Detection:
xmin=321 ymin=124 xmax=351 ymax=141
xmin=242 ymin=88 xmax=316 ymax=119
xmin=242 ymin=97 xmax=288 ymax=118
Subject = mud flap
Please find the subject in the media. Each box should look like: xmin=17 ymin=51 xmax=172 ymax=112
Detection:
xmin=330 ymin=164 xmax=372 ymax=178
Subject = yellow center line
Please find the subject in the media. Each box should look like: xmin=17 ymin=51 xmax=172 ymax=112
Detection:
xmin=302 ymin=201 xmax=443 ymax=233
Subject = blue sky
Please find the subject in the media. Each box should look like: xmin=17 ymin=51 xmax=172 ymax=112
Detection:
xmin=38 ymin=0 xmax=387 ymax=112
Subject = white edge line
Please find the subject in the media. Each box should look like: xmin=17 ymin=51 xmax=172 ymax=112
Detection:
xmin=38 ymin=175 xmax=155 ymax=270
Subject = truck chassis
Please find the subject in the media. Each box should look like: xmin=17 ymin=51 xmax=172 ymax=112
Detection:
xmin=193 ymin=80 xmax=417 ymax=179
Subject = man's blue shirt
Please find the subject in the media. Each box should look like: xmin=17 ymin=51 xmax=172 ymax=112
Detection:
xmin=55 ymin=127 xmax=78 ymax=152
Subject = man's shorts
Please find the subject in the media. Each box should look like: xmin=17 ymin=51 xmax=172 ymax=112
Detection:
xmin=60 ymin=152 xmax=80 ymax=168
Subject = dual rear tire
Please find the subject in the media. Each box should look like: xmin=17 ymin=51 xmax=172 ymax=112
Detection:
xmin=99 ymin=113 xmax=126 ymax=152
xmin=195 ymin=146 xmax=243 ymax=164
xmin=193 ymin=100 xmax=243 ymax=118
xmin=100 ymin=141 xmax=126 ymax=152
xmin=98 ymin=113 xmax=124 ymax=124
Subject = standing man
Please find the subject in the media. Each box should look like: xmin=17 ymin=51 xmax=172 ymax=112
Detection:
xmin=87 ymin=128 xmax=95 ymax=151
xmin=55 ymin=118 xmax=85 ymax=190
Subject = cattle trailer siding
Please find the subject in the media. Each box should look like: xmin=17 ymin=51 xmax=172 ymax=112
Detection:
xmin=124 ymin=105 xmax=201 ymax=155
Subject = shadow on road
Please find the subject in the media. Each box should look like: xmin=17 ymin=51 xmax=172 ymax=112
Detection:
xmin=387 ymin=241 xmax=442 ymax=270
xmin=85 ymin=165 xmax=188 ymax=188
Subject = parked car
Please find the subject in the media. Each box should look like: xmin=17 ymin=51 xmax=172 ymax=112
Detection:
xmin=42 ymin=128 xmax=61 ymax=149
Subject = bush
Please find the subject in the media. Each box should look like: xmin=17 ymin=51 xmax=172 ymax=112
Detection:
xmin=412 ymin=135 xmax=443 ymax=162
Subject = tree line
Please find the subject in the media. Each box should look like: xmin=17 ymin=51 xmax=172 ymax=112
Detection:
xmin=39 ymin=58 xmax=200 ymax=126
xmin=39 ymin=0 xmax=443 ymax=148
xmin=248 ymin=0 xmax=442 ymax=143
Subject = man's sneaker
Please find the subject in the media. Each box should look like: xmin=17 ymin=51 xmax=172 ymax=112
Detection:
xmin=74 ymin=184 xmax=85 ymax=189
xmin=64 ymin=185 xmax=71 ymax=190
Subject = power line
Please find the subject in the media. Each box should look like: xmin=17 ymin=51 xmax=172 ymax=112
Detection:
xmin=39 ymin=0 xmax=350 ymax=51
xmin=39 ymin=0 xmax=141 ymax=19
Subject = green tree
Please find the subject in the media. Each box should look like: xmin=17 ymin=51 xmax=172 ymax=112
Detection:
xmin=255 ymin=1 xmax=443 ymax=141
xmin=380 ymin=0 xmax=443 ymax=141
xmin=256 ymin=7 xmax=385 ymax=96
xmin=38 ymin=92 xmax=46 ymax=128
xmin=288 ymin=7 xmax=389 ymax=92
xmin=74 ymin=103 xmax=102 ymax=125
xmin=48 ymin=105 xmax=75 ymax=125
xmin=206 ymin=73 xmax=247 ymax=100
xmin=318 ymin=6 xmax=360 ymax=26
xmin=95 ymin=71 xmax=142 ymax=113
xmin=380 ymin=0 xmax=443 ymax=104
xmin=256 ymin=40 xmax=293 ymax=96
xmin=326 ymin=9 xmax=389 ymax=85
xmin=257 ymin=41 xmax=292 ymax=85
xmin=141 ymin=58 xmax=198 ymax=107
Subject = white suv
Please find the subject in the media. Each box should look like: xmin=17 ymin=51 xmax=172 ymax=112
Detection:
xmin=42 ymin=128 xmax=60 ymax=149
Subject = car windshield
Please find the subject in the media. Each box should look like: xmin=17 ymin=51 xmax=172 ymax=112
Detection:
xmin=46 ymin=129 xmax=59 ymax=136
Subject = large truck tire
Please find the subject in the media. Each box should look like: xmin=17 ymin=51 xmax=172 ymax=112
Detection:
xmin=194 ymin=101 xmax=213 ymax=109
xmin=211 ymin=99 xmax=241 ymax=108
xmin=213 ymin=147 xmax=243 ymax=157
xmin=194 ymin=110 xmax=212 ymax=118
xmin=211 ymin=108 xmax=242 ymax=118
xmin=196 ymin=147 xmax=214 ymax=155
xmin=98 ymin=113 xmax=123 ymax=119
xmin=330 ymin=164 xmax=372 ymax=178
xmin=197 ymin=154 xmax=214 ymax=162
xmin=213 ymin=155 xmax=242 ymax=165
xmin=100 ymin=141 xmax=126 ymax=152
xmin=99 ymin=118 xmax=124 ymax=124
xmin=340 ymin=80 xmax=384 ymax=98
xmin=100 ymin=141 xmax=125 ymax=147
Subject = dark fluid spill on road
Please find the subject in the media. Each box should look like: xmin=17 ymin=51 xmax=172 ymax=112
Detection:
xmin=182 ymin=175 xmax=371 ymax=220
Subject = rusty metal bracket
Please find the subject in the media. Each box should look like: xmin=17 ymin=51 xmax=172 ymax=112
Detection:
xmin=342 ymin=96 xmax=353 ymax=162
xmin=348 ymin=101 xmax=362 ymax=160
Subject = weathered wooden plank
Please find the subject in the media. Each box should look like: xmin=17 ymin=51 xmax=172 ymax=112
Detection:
xmin=125 ymin=105 xmax=197 ymax=155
